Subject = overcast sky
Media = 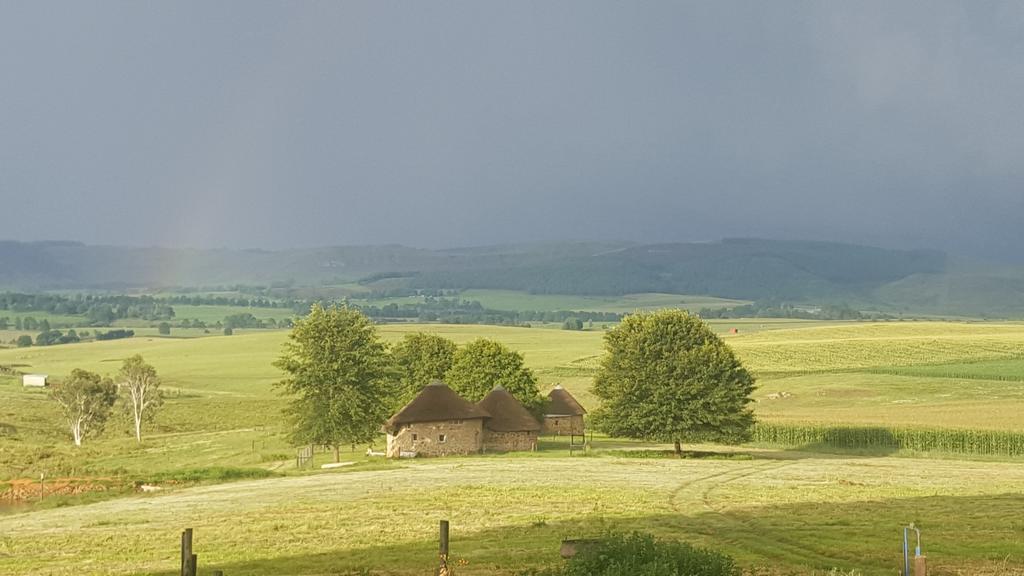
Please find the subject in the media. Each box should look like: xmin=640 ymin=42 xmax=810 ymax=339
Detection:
xmin=2 ymin=2 xmax=1023 ymax=259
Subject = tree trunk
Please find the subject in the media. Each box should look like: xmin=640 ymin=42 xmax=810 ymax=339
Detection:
xmin=134 ymin=410 xmax=143 ymax=443
xmin=334 ymin=445 xmax=340 ymax=462
xmin=674 ymin=439 xmax=682 ymax=457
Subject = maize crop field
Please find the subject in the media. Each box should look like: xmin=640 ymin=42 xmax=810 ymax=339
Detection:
xmin=752 ymin=423 xmax=1024 ymax=456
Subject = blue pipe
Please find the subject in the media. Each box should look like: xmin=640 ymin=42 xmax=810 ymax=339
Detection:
xmin=903 ymin=527 xmax=911 ymax=575
xmin=902 ymin=524 xmax=922 ymax=575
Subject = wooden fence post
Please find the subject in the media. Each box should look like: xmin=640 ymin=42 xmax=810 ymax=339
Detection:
xmin=180 ymin=528 xmax=193 ymax=576
xmin=436 ymin=519 xmax=450 ymax=576
xmin=914 ymin=555 xmax=927 ymax=576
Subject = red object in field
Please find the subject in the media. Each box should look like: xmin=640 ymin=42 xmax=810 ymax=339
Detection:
xmin=729 ymin=328 xmax=739 ymax=334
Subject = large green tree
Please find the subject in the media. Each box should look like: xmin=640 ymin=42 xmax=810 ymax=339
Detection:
xmin=51 ymin=369 xmax=118 ymax=447
xmin=391 ymin=332 xmax=457 ymax=408
xmin=592 ymin=310 xmax=756 ymax=456
xmin=275 ymin=304 xmax=393 ymax=461
xmin=445 ymin=338 xmax=544 ymax=414
xmin=118 ymin=355 xmax=163 ymax=443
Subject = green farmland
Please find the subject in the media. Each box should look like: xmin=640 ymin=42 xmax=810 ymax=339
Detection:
xmin=450 ymin=290 xmax=750 ymax=313
xmin=3 ymin=321 xmax=1024 ymax=574
xmin=3 ymin=456 xmax=1023 ymax=575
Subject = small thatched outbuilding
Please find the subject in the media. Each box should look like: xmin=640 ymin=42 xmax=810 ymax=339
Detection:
xmin=543 ymin=385 xmax=586 ymax=436
xmin=477 ymin=386 xmax=541 ymax=452
xmin=384 ymin=381 xmax=490 ymax=458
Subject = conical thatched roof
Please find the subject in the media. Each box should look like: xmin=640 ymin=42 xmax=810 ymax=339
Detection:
xmin=385 ymin=381 xmax=490 ymax=431
xmin=477 ymin=386 xmax=541 ymax=432
xmin=546 ymin=385 xmax=587 ymax=416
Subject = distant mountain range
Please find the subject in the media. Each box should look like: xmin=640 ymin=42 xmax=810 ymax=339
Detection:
xmin=2 ymin=238 xmax=1024 ymax=317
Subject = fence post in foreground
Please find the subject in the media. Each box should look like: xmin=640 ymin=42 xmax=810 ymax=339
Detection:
xmin=180 ymin=528 xmax=193 ymax=576
xmin=914 ymin=555 xmax=927 ymax=576
xmin=436 ymin=519 xmax=450 ymax=576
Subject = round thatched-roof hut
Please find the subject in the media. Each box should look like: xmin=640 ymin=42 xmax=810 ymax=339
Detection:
xmin=385 ymin=380 xmax=490 ymax=458
xmin=477 ymin=386 xmax=541 ymax=452
xmin=543 ymin=385 xmax=586 ymax=436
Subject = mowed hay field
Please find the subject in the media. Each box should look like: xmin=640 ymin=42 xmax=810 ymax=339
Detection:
xmin=2 ymin=456 xmax=1024 ymax=575
xmin=3 ymin=321 xmax=1024 ymax=574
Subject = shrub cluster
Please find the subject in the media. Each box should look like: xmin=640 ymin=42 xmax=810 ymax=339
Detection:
xmin=523 ymin=532 xmax=740 ymax=576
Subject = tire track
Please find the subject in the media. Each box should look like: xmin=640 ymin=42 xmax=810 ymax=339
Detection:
xmin=668 ymin=460 xmax=862 ymax=570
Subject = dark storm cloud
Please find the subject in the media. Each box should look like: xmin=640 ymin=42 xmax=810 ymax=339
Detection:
xmin=1 ymin=1 xmax=1022 ymax=259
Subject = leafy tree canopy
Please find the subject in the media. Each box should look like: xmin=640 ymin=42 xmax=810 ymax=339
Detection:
xmin=445 ymin=338 xmax=544 ymax=415
xmin=274 ymin=303 xmax=393 ymax=460
xmin=391 ymin=332 xmax=456 ymax=408
xmin=118 ymin=354 xmax=163 ymax=442
xmin=51 ymin=368 xmax=118 ymax=446
xmin=591 ymin=309 xmax=756 ymax=454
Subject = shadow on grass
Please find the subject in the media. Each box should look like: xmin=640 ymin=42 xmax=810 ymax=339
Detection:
xmin=146 ymin=492 xmax=1024 ymax=576
xmin=602 ymin=449 xmax=755 ymax=461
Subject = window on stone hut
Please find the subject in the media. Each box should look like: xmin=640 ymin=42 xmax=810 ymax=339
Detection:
xmin=438 ymin=434 xmax=447 ymax=443
xmin=412 ymin=434 xmax=418 ymax=441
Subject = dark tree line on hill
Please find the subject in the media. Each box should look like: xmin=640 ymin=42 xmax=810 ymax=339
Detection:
xmin=355 ymin=298 xmax=620 ymax=326
xmin=698 ymin=301 xmax=894 ymax=321
xmin=162 ymin=294 xmax=292 ymax=309
xmin=11 ymin=328 xmax=135 ymax=348
xmin=0 ymin=293 xmax=174 ymax=325
xmin=4 ymin=292 xmax=619 ymax=349
xmin=1 ymin=290 xmax=896 ymax=339
xmin=403 ymin=239 xmax=947 ymax=302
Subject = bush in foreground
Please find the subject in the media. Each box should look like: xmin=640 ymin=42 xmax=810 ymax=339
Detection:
xmin=525 ymin=532 xmax=740 ymax=576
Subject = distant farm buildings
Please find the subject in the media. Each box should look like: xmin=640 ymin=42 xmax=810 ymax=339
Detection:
xmin=384 ymin=381 xmax=489 ymax=458
xmin=477 ymin=386 xmax=541 ymax=452
xmin=542 ymin=385 xmax=586 ymax=436
xmin=22 ymin=374 xmax=48 ymax=388
xmin=384 ymin=381 xmax=581 ymax=457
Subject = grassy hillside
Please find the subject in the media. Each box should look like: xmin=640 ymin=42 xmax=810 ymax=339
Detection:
xmin=2 ymin=456 xmax=1022 ymax=575
xmin=8 ymin=238 xmax=1024 ymax=316
xmin=454 ymin=290 xmax=748 ymax=313
xmin=407 ymin=239 xmax=947 ymax=301
xmin=4 ymin=321 xmax=1024 ymax=482
xmin=4 ymin=321 xmax=1024 ymax=574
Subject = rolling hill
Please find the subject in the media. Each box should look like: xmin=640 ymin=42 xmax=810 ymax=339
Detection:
xmin=2 ymin=238 xmax=1024 ymax=316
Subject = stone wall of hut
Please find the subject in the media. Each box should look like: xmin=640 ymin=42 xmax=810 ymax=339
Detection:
xmin=387 ymin=419 xmax=484 ymax=457
xmin=542 ymin=415 xmax=584 ymax=436
xmin=483 ymin=430 xmax=538 ymax=453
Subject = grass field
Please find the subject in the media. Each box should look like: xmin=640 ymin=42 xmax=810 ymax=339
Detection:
xmin=728 ymin=322 xmax=1024 ymax=375
xmin=452 ymin=290 xmax=750 ymax=313
xmin=2 ymin=453 xmax=1023 ymax=575
xmin=4 ymin=321 xmax=1024 ymax=479
xmin=3 ymin=320 xmax=1024 ymax=574
xmin=165 ymin=305 xmax=295 ymax=325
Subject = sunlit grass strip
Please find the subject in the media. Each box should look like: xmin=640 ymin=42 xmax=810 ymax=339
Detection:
xmin=752 ymin=423 xmax=1024 ymax=456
